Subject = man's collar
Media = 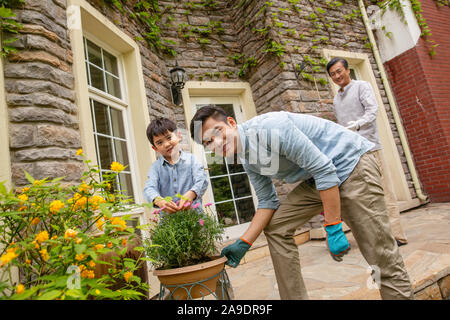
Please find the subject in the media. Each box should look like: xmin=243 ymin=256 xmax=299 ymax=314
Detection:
xmin=338 ymin=79 xmax=354 ymax=93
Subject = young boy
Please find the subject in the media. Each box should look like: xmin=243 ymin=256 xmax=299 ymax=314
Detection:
xmin=143 ymin=118 xmax=208 ymax=214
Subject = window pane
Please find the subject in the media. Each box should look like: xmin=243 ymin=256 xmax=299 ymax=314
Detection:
xmin=118 ymin=172 xmax=134 ymax=200
xmin=235 ymin=197 xmax=255 ymax=224
xmin=114 ymin=139 xmax=130 ymax=167
xmin=89 ymin=64 xmax=105 ymax=92
xmin=103 ymin=50 xmax=119 ymax=76
xmin=93 ymin=101 xmax=109 ymax=135
xmin=230 ymin=173 xmax=252 ymax=198
xmin=106 ymin=73 xmax=121 ymax=99
xmin=227 ymin=156 xmax=245 ymax=174
xmin=215 ymin=201 xmax=237 ymax=226
xmin=205 ymin=152 xmax=227 ymax=177
xmin=86 ymin=39 xmax=103 ymax=68
xmin=210 ymin=176 xmax=232 ymax=202
xmin=110 ymin=108 xmax=126 ymax=138
xmin=97 ymin=136 xmax=114 ymax=169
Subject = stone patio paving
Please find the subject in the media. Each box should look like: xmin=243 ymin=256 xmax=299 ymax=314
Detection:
xmin=225 ymin=202 xmax=450 ymax=300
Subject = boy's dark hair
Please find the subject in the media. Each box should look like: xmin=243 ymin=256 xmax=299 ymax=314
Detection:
xmin=326 ymin=57 xmax=349 ymax=75
xmin=190 ymin=105 xmax=228 ymax=144
xmin=146 ymin=117 xmax=177 ymax=146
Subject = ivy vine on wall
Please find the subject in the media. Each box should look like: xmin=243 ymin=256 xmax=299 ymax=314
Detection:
xmin=0 ymin=0 xmax=23 ymax=57
xmin=374 ymin=0 xmax=446 ymax=57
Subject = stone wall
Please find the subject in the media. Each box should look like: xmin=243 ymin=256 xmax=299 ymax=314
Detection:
xmin=5 ymin=0 xmax=83 ymax=187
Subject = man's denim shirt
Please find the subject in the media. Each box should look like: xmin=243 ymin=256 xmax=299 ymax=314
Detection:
xmin=237 ymin=112 xmax=374 ymax=210
xmin=143 ymin=151 xmax=208 ymax=207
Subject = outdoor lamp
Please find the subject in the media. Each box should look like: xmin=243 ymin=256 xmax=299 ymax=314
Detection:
xmin=169 ymin=62 xmax=187 ymax=106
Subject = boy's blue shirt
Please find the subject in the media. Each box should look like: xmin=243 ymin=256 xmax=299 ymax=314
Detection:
xmin=236 ymin=111 xmax=375 ymax=210
xmin=143 ymin=150 xmax=208 ymax=207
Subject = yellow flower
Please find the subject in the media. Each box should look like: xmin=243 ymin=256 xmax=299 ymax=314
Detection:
xmin=78 ymin=183 xmax=92 ymax=193
xmin=22 ymin=187 xmax=30 ymax=193
xmin=76 ymin=149 xmax=83 ymax=156
xmin=110 ymin=217 xmax=127 ymax=232
xmin=95 ymin=216 xmax=105 ymax=231
xmin=93 ymin=244 xmax=104 ymax=251
xmin=31 ymin=217 xmax=40 ymax=225
xmin=32 ymin=240 xmax=39 ymax=249
xmin=121 ymin=238 xmax=127 ymax=247
xmin=16 ymin=284 xmax=25 ymax=295
xmin=33 ymin=180 xmax=42 ymax=186
xmin=110 ymin=161 xmax=125 ymax=172
xmin=25 ymin=259 xmax=31 ymax=264
xmin=89 ymin=195 xmax=106 ymax=211
xmin=95 ymin=289 xmax=100 ymax=295
xmin=35 ymin=230 xmax=49 ymax=244
xmin=124 ymin=271 xmax=133 ymax=282
xmin=75 ymin=253 xmax=86 ymax=261
xmin=0 ymin=248 xmax=18 ymax=266
xmin=81 ymin=269 xmax=95 ymax=279
xmin=88 ymin=260 xmax=96 ymax=268
xmin=39 ymin=248 xmax=49 ymax=261
xmin=49 ymin=200 xmax=65 ymax=214
xmin=64 ymin=229 xmax=78 ymax=240
xmin=17 ymin=194 xmax=28 ymax=202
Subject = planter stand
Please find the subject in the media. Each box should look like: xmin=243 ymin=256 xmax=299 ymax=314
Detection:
xmin=158 ymin=268 xmax=232 ymax=300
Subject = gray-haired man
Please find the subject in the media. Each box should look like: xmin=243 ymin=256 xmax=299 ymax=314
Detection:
xmin=327 ymin=57 xmax=408 ymax=246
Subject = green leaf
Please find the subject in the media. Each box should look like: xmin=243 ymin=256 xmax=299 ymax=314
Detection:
xmin=10 ymin=286 xmax=39 ymax=300
xmin=23 ymin=171 xmax=35 ymax=184
xmin=75 ymin=244 xmax=87 ymax=254
xmin=37 ymin=289 xmax=62 ymax=300
xmin=65 ymin=289 xmax=85 ymax=299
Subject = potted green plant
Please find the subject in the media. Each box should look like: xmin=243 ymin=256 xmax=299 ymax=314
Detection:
xmin=144 ymin=199 xmax=226 ymax=300
xmin=0 ymin=150 xmax=149 ymax=300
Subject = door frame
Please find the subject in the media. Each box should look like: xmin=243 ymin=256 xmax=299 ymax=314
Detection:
xmin=322 ymin=49 xmax=413 ymax=203
xmin=181 ymin=82 xmax=258 ymax=241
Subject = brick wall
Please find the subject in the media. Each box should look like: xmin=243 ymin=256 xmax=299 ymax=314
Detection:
xmin=384 ymin=0 xmax=450 ymax=202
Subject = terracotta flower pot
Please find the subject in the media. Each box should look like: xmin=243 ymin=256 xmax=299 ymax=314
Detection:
xmin=153 ymin=256 xmax=227 ymax=300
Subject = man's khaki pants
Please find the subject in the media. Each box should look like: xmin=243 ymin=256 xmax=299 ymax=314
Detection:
xmin=373 ymin=150 xmax=408 ymax=244
xmin=263 ymin=152 xmax=414 ymax=300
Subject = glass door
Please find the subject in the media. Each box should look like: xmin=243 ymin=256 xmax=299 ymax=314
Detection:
xmin=190 ymin=97 xmax=257 ymax=241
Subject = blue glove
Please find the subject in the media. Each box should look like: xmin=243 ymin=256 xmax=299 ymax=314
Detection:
xmin=325 ymin=221 xmax=350 ymax=262
xmin=220 ymin=238 xmax=252 ymax=268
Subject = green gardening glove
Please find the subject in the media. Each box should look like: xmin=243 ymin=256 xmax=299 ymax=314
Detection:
xmin=220 ymin=237 xmax=252 ymax=268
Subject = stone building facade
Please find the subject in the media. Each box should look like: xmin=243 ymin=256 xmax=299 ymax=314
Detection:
xmin=1 ymin=0 xmax=426 ymax=234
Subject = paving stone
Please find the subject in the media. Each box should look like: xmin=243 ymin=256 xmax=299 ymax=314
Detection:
xmin=226 ymin=203 xmax=450 ymax=300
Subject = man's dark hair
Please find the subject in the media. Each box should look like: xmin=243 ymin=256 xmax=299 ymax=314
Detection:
xmin=146 ymin=117 xmax=177 ymax=146
xmin=326 ymin=57 xmax=349 ymax=75
xmin=190 ymin=105 xmax=228 ymax=144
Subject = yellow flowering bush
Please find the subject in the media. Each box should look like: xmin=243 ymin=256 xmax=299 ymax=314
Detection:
xmin=0 ymin=153 xmax=150 ymax=300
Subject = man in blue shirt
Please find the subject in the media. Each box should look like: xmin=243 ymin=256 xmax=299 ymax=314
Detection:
xmin=144 ymin=118 xmax=208 ymax=213
xmin=190 ymin=106 xmax=413 ymax=300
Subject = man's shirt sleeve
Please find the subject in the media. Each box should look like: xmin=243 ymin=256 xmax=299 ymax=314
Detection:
xmin=245 ymin=166 xmax=279 ymax=210
xmin=356 ymin=82 xmax=379 ymax=129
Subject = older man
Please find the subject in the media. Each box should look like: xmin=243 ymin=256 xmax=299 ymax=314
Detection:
xmin=327 ymin=57 xmax=408 ymax=246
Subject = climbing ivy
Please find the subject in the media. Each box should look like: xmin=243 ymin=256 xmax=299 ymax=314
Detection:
xmin=375 ymin=0 xmax=444 ymax=57
xmin=0 ymin=0 xmax=23 ymax=57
